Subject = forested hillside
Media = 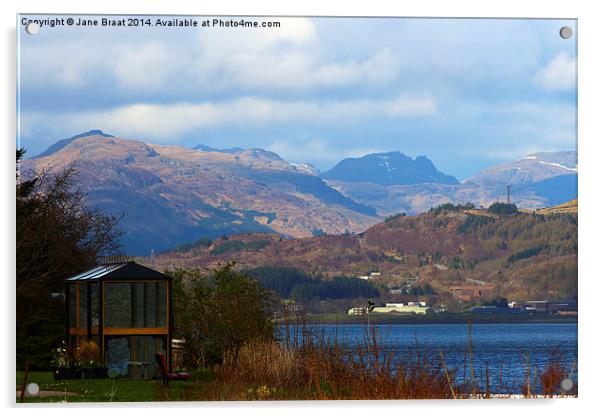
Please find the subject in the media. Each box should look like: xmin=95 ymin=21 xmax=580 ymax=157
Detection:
xmin=153 ymin=202 xmax=577 ymax=302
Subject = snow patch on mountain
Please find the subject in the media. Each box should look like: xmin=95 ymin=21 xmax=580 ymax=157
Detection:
xmin=537 ymin=160 xmax=578 ymax=172
xmin=290 ymin=162 xmax=319 ymax=175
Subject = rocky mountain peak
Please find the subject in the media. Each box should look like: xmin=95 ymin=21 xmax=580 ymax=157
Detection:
xmin=322 ymin=151 xmax=459 ymax=186
xmin=33 ymin=129 xmax=114 ymax=159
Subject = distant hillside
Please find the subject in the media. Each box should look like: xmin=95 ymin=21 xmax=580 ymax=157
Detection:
xmin=515 ymin=174 xmax=577 ymax=207
xmin=23 ymin=131 xmax=379 ymax=255
xmin=327 ymin=151 xmax=577 ymax=216
xmin=322 ymin=152 xmax=459 ymax=186
xmin=534 ymin=199 xmax=578 ymax=215
xmin=24 ymin=131 xmax=577 ymax=258
xmin=153 ymin=202 xmax=577 ymax=301
xmin=464 ymin=151 xmax=577 ymax=187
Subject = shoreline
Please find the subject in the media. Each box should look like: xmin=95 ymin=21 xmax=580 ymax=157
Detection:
xmin=283 ymin=313 xmax=578 ymax=325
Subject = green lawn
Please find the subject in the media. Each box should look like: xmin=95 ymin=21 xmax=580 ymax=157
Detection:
xmin=16 ymin=370 xmax=212 ymax=403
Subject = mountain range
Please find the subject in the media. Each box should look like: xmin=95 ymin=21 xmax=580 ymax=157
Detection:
xmin=23 ymin=130 xmax=577 ymax=254
xmin=25 ymin=131 xmax=377 ymax=254
xmin=326 ymin=151 xmax=577 ymax=216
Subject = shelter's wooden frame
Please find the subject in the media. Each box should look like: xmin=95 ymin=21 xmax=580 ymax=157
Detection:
xmin=65 ymin=278 xmax=172 ymax=374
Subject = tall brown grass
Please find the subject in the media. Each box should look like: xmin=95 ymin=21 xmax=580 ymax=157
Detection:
xmin=194 ymin=323 xmax=456 ymax=400
xmin=160 ymin=313 xmax=577 ymax=400
xmin=74 ymin=339 xmax=102 ymax=367
xmin=536 ymin=348 xmax=578 ymax=397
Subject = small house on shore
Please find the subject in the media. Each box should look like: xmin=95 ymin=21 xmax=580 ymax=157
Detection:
xmin=65 ymin=261 xmax=172 ymax=379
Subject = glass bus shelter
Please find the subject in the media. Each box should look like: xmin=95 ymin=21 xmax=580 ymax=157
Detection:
xmin=65 ymin=262 xmax=173 ymax=379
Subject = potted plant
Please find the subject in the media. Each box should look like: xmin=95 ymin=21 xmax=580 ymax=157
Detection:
xmin=51 ymin=341 xmax=81 ymax=380
xmin=51 ymin=340 xmax=108 ymax=380
xmin=75 ymin=340 xmax=108 ymax=379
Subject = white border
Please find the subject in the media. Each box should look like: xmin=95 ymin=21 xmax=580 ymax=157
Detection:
xmin=2 ymin=1 xmax=601 ymax=415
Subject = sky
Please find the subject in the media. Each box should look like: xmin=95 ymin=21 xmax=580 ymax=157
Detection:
xmin=17 ymin=16 xmax=577 ymax=179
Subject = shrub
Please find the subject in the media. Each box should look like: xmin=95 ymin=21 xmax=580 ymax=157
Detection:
xmin=51 ymin=341 xmax=77 ymax=368
xmin=74 ymin=340 xmax=103 ymax=367
xmin=487 ymin=202 xmax=518 ymax=216
xmin=169 ymin=264 xmax=275 ymax=367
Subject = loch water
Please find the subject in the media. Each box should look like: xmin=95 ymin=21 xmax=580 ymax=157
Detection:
xmin=280 ymin=323 xmax=577 ymax=394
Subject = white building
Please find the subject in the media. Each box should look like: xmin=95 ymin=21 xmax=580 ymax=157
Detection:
xmin=372 ymin=303 xmax=430 ymax=315
xmin=347 ymin=307 xmax=366 ymax=316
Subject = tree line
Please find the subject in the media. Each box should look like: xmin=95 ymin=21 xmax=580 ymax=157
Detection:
xmin=243 ymin=266 xmax=380 ymax=303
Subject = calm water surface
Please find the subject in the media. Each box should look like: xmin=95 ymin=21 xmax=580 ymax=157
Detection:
xmin=279 ymin=323 xmax=577 ymax=393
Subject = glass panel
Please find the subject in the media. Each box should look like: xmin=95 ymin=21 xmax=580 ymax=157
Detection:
xmin=132 ymin=335 xmax=165 ymax=379
xmin=79 ymin=284 xmax=88 ymax=328
xmin=103 ymin=282 xmax=168 ymax=328
xmin=104 ymin=283 xmax=132 ymax=327
xmin=132 ymin=283 xmax=145 ymax=327
xmin=105 ymin=336 xmax=131 ymax=377
xmin=157 ymin=282 xmax=167 ymax=327
xmin=144 ymin=282 xmax=157 ymax=327
xmin=136 ymin=335 xmax=145 ymax=363
xmin=69 ymin=284 xmax=76 ymax=328
xmin=90 ymin=282 xmax=99 ymax=328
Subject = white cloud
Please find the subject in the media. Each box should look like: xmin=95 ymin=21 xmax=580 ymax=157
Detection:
xmin=21 ymin=94 xmax=437 ymax=141
xmin=20 ymin=17 xmax=402 ymax=93
xmin=533 ymin=52 xmax=576 ymax=91
xmin=190 ymin=46 xmax=401 ymax=90
xmin=312 ymin=48 xmax=401 ymax=87
xmin=267 ymin=139 xmax=384 ymax=164
xmin=20 ymin=39 xmax=92 ymax=87
xmin=113 ymin=42 xmax=177 ymax=90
